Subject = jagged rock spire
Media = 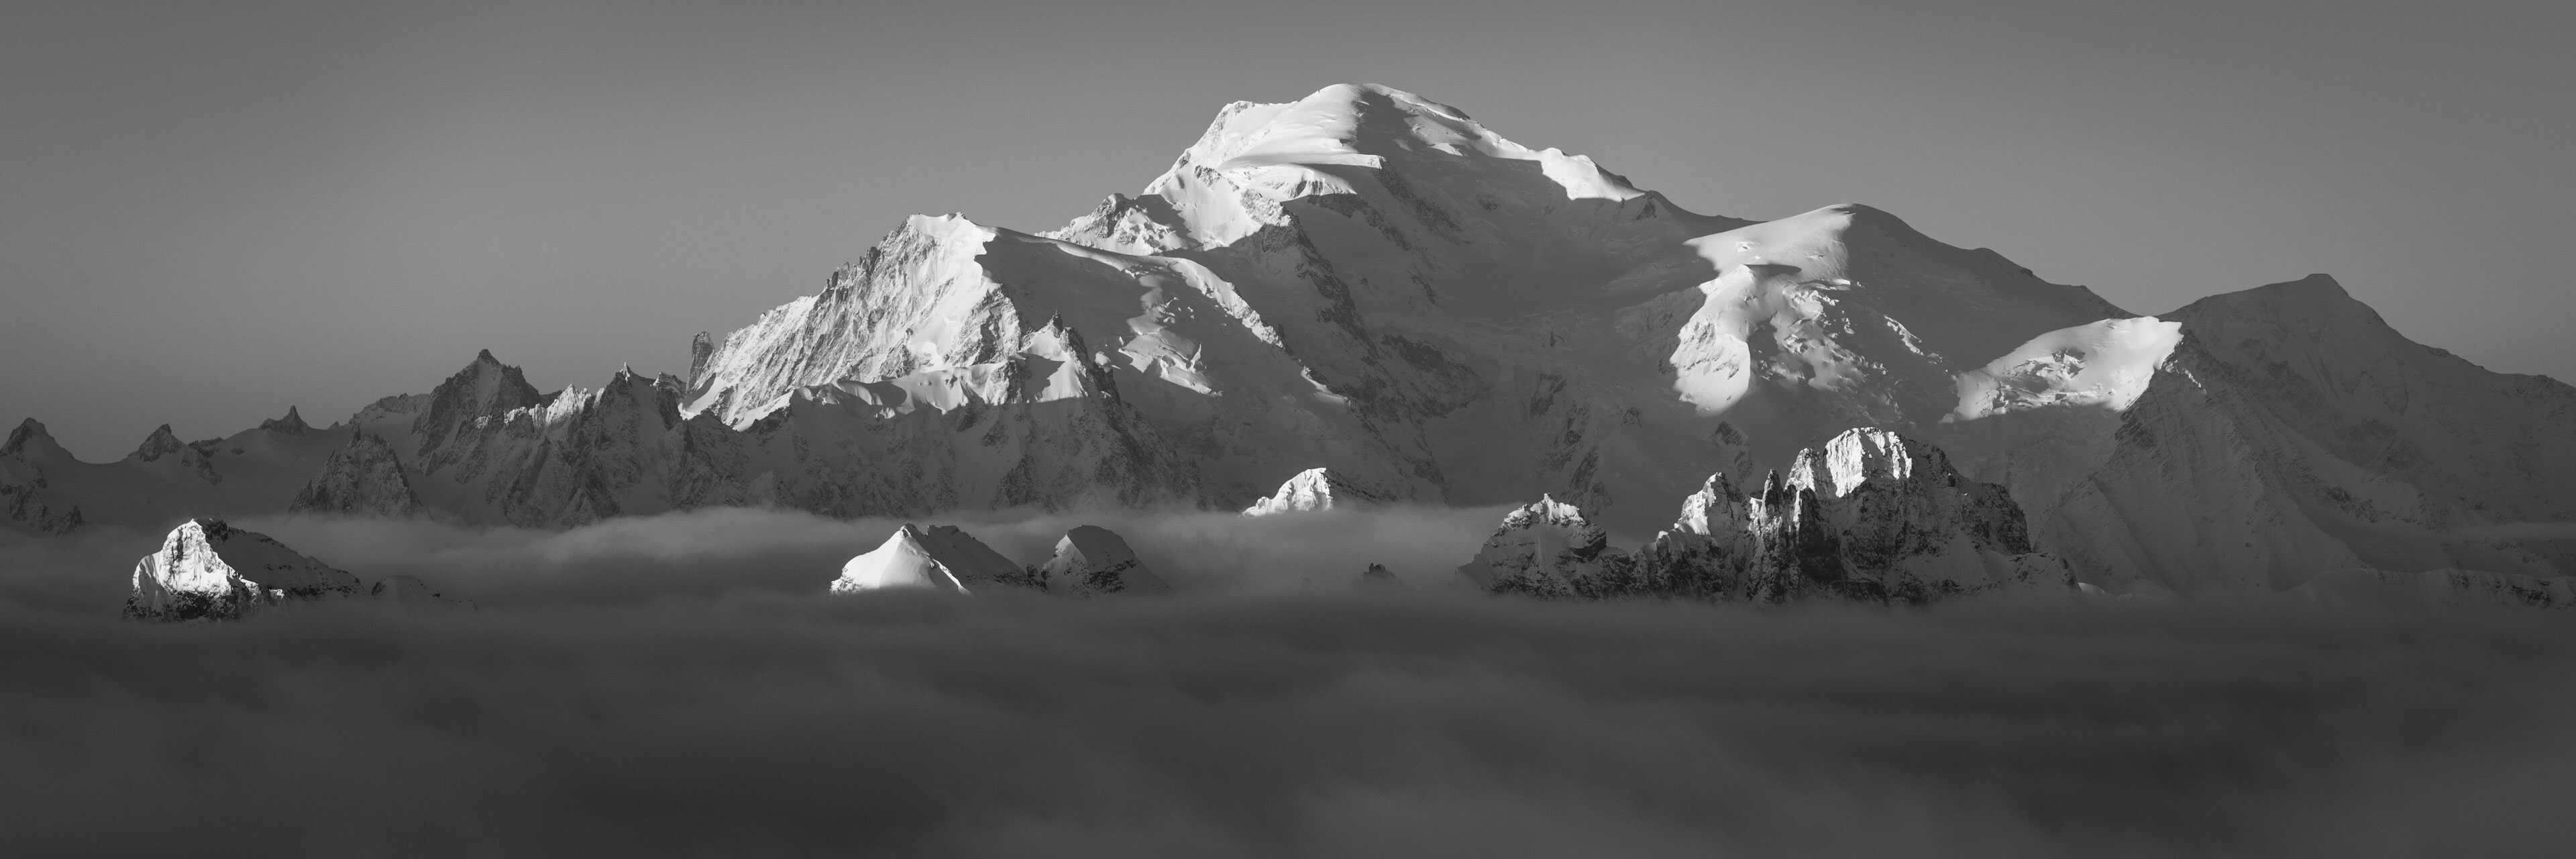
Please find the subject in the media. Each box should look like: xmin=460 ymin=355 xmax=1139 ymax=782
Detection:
xmin=258 ymin=407 xmax=311 ymax=434
xmin=1677 ymin=428 xmax=2068 ymax=604
xmin=687 ymin=331 xmax=716 ymax=383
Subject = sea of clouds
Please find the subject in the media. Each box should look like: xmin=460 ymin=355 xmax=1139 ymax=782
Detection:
xmin=5 ymin=507 xmax=2573 ymax=856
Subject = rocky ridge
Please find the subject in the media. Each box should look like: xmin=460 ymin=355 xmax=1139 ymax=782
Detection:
xmin=1462 ymin=429 xmax=2070 ymax=603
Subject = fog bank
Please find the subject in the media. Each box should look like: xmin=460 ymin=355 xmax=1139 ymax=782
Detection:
xmin=4 ymin=509 xmax=2571 ymax=856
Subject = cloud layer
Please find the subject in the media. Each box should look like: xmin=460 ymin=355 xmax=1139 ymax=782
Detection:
xmin=5 ymin=509 xmax=2573 ymax=856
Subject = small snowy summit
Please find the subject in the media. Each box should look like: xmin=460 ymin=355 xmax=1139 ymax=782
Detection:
xmin=1038 ymin=525 xmax=1171 ymax=595
xmin=126 ymin=519 xmax=364 ymax=621
xmin=830 ymin=524 xmax=1022 ymax=594
xmin=1456 ymin=496 xmax=1624 ymax=598
xmin=1241 ymin=468 xmax=1390 ymax=516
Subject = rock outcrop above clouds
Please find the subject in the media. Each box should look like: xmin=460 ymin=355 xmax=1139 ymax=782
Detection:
xmin=125 ymin=519 xmax=365 ymax=621
xmin=1456 ymin=496 xmax=1629 ymax=599
xmin=1464 ymin=430 xmax=2069 ymax=604
xmin=1036 ymin=525 xmax=1171 ymax=596
xmin=124 ymin=519 xmax=467 ymax=620
xmin=829 ymin=524 xmax=1024 ymax=594
xmin=828 ymin=523 xmax=1169 ymax=597
xmin=1638 ymin=428 xmax=2070 ymax=603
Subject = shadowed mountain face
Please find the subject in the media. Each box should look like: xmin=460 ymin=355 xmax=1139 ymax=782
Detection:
xmin=5 ymin=83 xmax=2570 ymax=600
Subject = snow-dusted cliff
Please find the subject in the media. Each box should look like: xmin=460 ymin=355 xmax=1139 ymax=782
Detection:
xmin=125 ymin=519 xmax=364 ymax=620
xmin=1455 ymin=496 xmax=1627 ymax=599
xmin=123 ymin=519 xmax=468 ymax=620
xmin=1037 ymin=525 xmax=1171 ymax=596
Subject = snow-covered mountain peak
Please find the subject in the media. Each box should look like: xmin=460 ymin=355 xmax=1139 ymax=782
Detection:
xmin=828 ymin=523 xmax=1024 ymax=595
xmin=682 ymin=213 xmax=1140 ymax=425
xmin=804 ymin=213 xmax=999 ymax=300
xmin=831 ymin=525 xmax=963 ymax=593
xmin=1242 ymin=467 xmax=1391 ymax=516
xmin=1173 ymin=83 xmax=1646 ymax=202
xmin=1499 ymin=494 xmax=1598 ymax=533
xmin=1091 ymin=83 xmax=1724 ymax=262
xmin=1458 ymin=495 xmax=1623 ymax=596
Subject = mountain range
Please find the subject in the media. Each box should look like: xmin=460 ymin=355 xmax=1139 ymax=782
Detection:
xmin=9 ymin=83 xmax=2571 ymax=601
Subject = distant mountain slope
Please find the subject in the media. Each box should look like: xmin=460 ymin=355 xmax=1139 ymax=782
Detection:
xmin=1928 ymin=275 xmax=2576 ymax=595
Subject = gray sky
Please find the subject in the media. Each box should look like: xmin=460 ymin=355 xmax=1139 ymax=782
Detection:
xmin=3 ymin=0 xmax=2569 ymax=459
